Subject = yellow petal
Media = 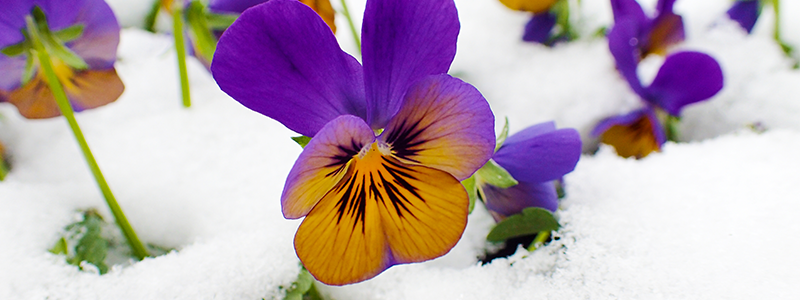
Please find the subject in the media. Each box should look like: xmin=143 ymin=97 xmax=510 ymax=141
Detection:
xmin=7 ymin=68 xmax=123 ymax=119
xmin=498 ymin=0 xmax=558 ymax=13
xmin=295 ymin=142 xmax=468 ymax=285
xmin=600 ymin=115 xmax=661 ymax=159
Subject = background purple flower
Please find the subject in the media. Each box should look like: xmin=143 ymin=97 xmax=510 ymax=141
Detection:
xmin=727 ymin=0 xmax=761 ymax=33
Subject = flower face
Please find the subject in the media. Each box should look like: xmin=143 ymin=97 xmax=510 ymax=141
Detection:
xmin=211 ymin=0 xmax=495 ymax=285
xmin=478 ymin=122 xmax=581 ymax=220
xmin=0 ymin=0 xmax=123 ymax=119
xmin=593 ymin=108 xmax=664 ymax=159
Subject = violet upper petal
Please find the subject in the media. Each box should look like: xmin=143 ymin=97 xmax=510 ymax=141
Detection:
xmin=727 ymin=0 xmax=760 ymax=33
xmin=608 ymin=18 xmax=647 ymax=98
xmin=655 ymin=0 xmax=677 ymax=17
xmin=482 ymin=181 xmax=558 ymax=219
xmin=211 ymin=0 xmax=366 ymax=137
xmin=0 ymin=1 xmax=34 ymax=91
xmin=610 ymin=0 xmax=648 ymax=30
xmin=493 ymin=124 xmax=581 ymax=183
xmin=522 ymin=12 xmax=557 ymax=44
xmin=645 ymin=51 xmax=724 ymax=115
xmin=361 ymin=0 xmax=459 ymax=129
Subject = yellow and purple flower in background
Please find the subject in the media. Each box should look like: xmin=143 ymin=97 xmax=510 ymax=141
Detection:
xmin=726 ymin=0 xmax=761 ymax=34
xmin=211 ymin=0 xmax=495 ymax=285
xmin=478 ymin=122 xmax=581 ymax=221
xmin=498 ymin=0 xmax=574 ymax=46
xmin=594 ymin=15 xmax=724 ymax=159
xmin=610 ymin=0 xmax=684 ymax=58
xmin=0 ymin=0 xmax=123 ymax=119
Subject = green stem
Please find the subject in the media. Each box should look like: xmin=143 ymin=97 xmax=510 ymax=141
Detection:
xmin=0 ymin=157 xmax=8 ymax=181
xmin=772 ymin=0 xmax=781 ymax=42
xmin=527 ymin=231 xmax=551 ymax=251
xmin=25 ymin=16 xmax=149 ymax=260
xmin=339 ymin=0 xmax=361 ymax=52
xmin=172 ymin=7 xmax=192 ymax=108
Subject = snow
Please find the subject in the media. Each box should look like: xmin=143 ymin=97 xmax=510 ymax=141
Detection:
xmin=1 ymin=0 xmax=799 ymax=299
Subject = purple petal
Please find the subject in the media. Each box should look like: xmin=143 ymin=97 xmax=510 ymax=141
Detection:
xmin=482 ymin=181 xmax=558 ymax=220
xmin=655 ymin=0 xmax=677 ymax=16
xmin=610 ymin=0 xmax=648 ymax=30
xmin=522 ymin=12 xmax=557 ymax=44
xmin=209 ymin=0 xmax=268 ymax=13
xmin=281 ymin=115 xmax=376 ymax=219
xmin=361 ymin=0 xmax=459 ymax=129
xmin=379 ymin=74 xmax=495 ymax=181
xmin=607 ymin=18 xmax=647 ymax=98
xmin=493 ymin=123 xmax=581 ymax=183
xmin=727 ymin=0 xmax=760 ymax=34
xmin=645 ymin=12 xmax=684 ymax=56
xmin=59 ymin=0 xmax=121 ymax=69
xmin=211 ymin=0 xmax=366 ymax=137
xmin=0 ymin=1 xmax=33 ymax=91
xmin=645 ymin=51 xmax=724 ymax=115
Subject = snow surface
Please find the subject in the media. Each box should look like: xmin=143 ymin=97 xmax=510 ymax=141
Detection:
xmin=1 ymin=0 xmax=799 ymax=299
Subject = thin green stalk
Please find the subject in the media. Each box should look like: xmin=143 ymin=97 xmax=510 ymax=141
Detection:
xmin=772 ymin=0 xmax=781 ymax=42
xmin=527 ymin=231 xmax=551 ymax=251
xmin=0 ymin=158 xmax=8 ymax=181
xmin=172 ymin=7 xmax=192 ymax=108
xmin=25 ymin=16 xmax=149 ymax=260
xmin=339 ymin=0 xmax=361 ymax=52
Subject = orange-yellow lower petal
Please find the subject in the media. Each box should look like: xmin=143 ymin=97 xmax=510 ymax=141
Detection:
xmin=300 ymin=0 xmax=337 ymax=33
xmin=7 ymin=68 xmax=123 ymax=119
xmin=498 ymin=0 xmax=558 ymax=13
xmin=295 ymin=141 xmax=468 ymax=285
xmin=601 ymin=114 xmax=661 ymax=159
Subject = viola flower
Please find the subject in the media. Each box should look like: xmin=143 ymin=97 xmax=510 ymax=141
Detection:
xmin=478 ymin=122 xmax=581 ymax=221
xmin=211 ymin=0 xmax=495 ymax=286
xmin=726 ymin=0 xmax=761 ymax=34
xmin=595 ymin=20 xmax=724 ymax=158
xmin=610 ymin=0 xmax=685 ymax=58
xmin=0 ymin=0 xmax=123 ymax=119
xmin=499 ymin=0 xmax=574 ymax=46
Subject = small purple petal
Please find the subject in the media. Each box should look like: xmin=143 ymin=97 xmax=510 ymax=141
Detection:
xmin=522 ymin=12 xmax=557 ymax=44
xmin=608 ymin=18 xmax=647 ymax=98
xmin=361 ymin=0 xmax=459 ymax=129
xmin=493 ymin=123 xmax=581 ymax=184
xmin=592 ymin=108 xmax=666 ymax=146
xmin=482 ymin=181 xmax=558 ymax=219
xmin=645 ymin=51 xmax=724 ymax=115
xmin=209 ymin=0 xmax=268 ymax=13
xmin=211 ymin=0 xmax=366 ymax=137
xmin=655 ymin=0 xmax=677 ymax=16
xmin=727 ymin=0 xmax=760 ymax=34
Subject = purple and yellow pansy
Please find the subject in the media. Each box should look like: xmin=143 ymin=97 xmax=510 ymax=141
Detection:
xmin=478 ymin=122 xmax=581 ymax=221
xmin=211 ymin=0 xmax=495 ymax=285
xmin=595 ymin=8 xmax=724 ymax=159
xmin=0 ymin=0 xmax=123 ymax=119
xmin=498 ymin=0 xmax=573 ymax=45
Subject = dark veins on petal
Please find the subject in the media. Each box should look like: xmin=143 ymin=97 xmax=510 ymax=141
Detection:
xmin=384 ymin=119 xmax=431 ymax=163
xmin=332 ymin=156 xmax=423 ymax=234
xmin=324 ymin=139 xmax=362 ymax=177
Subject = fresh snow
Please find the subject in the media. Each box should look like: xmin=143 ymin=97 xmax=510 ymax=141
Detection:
xmin=1 ymin=0 xmax=798 ymax=299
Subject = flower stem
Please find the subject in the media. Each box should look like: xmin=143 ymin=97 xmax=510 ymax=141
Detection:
xmin=0 ymin=158 xmax=8 ymax=181
xmin=527 ymin=231 xmax=551 ymax=251
xmin=172 ymin=7 xmax=192 ymax=108
xmin=25 ymin=16 xmax=149 ymax=261
xmin=339 ymin=0 xmax=361 ymax=52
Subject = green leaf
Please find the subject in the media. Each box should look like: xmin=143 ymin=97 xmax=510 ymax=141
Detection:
xmin=43 ymin=33 xmax=88 ymax=70
xmin=486 ymin=207 xmax=560 ymax=242
xmin=21 ymin=54 xmax=36 ymax=85
xmin=475 ymin=159 xmax=518 ymax=189
xmin=1 ymin=42 xmax=28 ymax=57
xmin=495 ymin=117 xmax=509 ymax=152
xmin=49 ymin=237 xmax=68 ymax=255
xmin=292 ymin=136 xmax=312 ymax=148
xmin=144 ymin=0 xmax=161 ymax=33
xmin=284 ymin=267 xmax=321 ymax=300
xmin=185 ymin=1 xmax=218 ymax=63
xmin=53 ymin=24 xmax=85 ymax=43
xmin=462 ymin=175 xmax=478 ymax=214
